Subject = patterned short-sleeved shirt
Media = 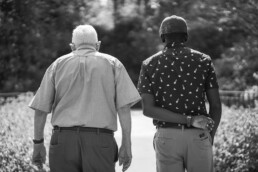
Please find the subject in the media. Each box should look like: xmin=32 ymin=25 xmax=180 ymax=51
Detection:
xmin=137 ymin=42 xmax=219 ymax=123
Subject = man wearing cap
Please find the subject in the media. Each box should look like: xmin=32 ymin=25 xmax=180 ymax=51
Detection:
xmin=29 ymin=24 xmax=141 ymax=172
xmin=137 ymin=15 xmax=221 ymax=172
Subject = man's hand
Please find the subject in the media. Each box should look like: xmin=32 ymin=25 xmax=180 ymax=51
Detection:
xmin=32 ymin=143 xmax=46 ymax=167
xmin=118 ymin=143 xmax=132 ymax=172
xmin=117 ymin=105 xmax=132 ymax=172
xmin=192 ymin=115 xmax=214 ymax=131
xmin=33 ymin=110 xmax=48 ymax=168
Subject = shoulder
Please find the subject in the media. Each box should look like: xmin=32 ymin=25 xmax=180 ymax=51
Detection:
xmin=188 ymin=48 xmax=212 ymax=61
xmin=58 ymin=52 xmax=73 ymax=60
xmin=95 ymin=52 xmax=124 ymax=69
xmin=46 ymin=53 xmax=73 ymax=72
xmin=143 ymin=51 xmax=162 ymax=66
xmin=54 ymin=52 xmax=73 ymax=64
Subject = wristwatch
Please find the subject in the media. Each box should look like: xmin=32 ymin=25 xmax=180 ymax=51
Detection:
xmin=33 ymin=138 xmax=44 ymax=144
xmin=186 ymin=116 xmax=192 ymax=127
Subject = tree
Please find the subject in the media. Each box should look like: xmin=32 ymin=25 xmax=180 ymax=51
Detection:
xmin=0 ymin=0 xmax=85 ymax=91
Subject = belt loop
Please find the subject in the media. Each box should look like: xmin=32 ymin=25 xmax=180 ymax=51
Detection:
xmin=97 ymin=128 xmax=100 ymax=135
xmin=58 ymin=127 xmax=61 ymax=132
xmin=182 ymin=125 xmax=185 ymax=132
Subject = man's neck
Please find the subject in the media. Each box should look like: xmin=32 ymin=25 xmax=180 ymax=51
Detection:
xmin=76 ymin=43 xmax=96 ymax=51
xmin=165 ymin=41 xmax=185 ymax=48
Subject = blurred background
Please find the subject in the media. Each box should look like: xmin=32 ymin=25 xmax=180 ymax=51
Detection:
xmin=1 ymin=0 xmax=258 ymax=93
xmin=1 ymin=0 xmax=258 ymax=172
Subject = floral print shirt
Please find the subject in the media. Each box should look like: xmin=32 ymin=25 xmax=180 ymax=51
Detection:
xmin=137 ymin=42 xmax=219 ymax=124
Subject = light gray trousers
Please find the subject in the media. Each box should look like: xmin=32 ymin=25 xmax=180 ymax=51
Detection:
xmin=154 ymin=128 xmax=214 ymax=172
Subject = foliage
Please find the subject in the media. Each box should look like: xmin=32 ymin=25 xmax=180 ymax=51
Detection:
xmin=0 ymin=0 xmax=258 ymax=91
xmin=0 ymin=0 xmax=85 ymax=92
xmin=95 ymin=15 xmax=159 ymax=83
xmin=0 ymin=93 xmax=52 ymax=172
xmin=1 ymin=94 xmax=258 ymax=171
xmin=214 ymin=105 xmax=258 ymax=172
xmin=215 ymin=37 xmax=258 ymax=90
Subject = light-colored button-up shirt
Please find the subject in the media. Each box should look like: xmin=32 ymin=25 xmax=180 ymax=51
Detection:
xmin=29 ymin=45 xmax=141 ymax=131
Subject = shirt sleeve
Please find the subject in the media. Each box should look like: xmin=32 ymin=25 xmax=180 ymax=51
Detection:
xmin=205 ymin=59 xmax=219 ymax=90
xmin=137 ymin=63 xmax=153 ymax=95
xmin=28 ymin=63 xmax=56 ymax=113
xmin=115 ymin=64 xmax=141 ymax=109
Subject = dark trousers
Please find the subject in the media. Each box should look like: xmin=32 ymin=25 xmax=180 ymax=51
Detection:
xmin=49 ymin=129 xmax=118 ymax=172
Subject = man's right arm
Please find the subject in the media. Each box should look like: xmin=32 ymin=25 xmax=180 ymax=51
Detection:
xmin=141 ymin=93 xmax=213 ymax=130
xmin=138 ymin=64 xmax=208 ymax=126
xmin=32 ymin=109 xmax=48 ymax=168
xmin=34 ymin=109 xmax=48 ymax=140
xmin=141 ymin=93 xmax=188 ymax=124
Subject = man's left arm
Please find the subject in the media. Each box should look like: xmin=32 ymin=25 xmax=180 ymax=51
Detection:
xmin=117 ymin=105 xmax=132 ymax=172
xmin=32 ymin=110 xmax=48 ymax=167
xmin=206 ymin=88 xmax=222 ymax=144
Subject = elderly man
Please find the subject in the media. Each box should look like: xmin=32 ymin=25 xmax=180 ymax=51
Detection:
xmin=137 ymin=15 xmax=221 ymax=172
xmin=29 ymin=25 xmax=141 ymax=172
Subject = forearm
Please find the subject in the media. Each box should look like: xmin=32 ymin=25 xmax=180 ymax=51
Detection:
xmin=141 ymin=94 xmax=187 ymax=124
xmin=34 ymin=110 xmax=48 ymax=140
xmin=206 ymin=88 xmax=222 ymax=139
xmin=209 ymin=105 xmax=222 ymax=137
xmin=143 ymin=105 xmax=187 ymax=124
xmin=117 ymin=105 xmax=131 ymax=145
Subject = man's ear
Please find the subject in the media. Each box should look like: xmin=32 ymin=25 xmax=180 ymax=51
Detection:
xmin=185 ymin=34 xmax=188 ymax=42
xmin=161 ymin=35 xmax=165 ymax=43
xmin=96 ymin=41 xmax=101 ymax=51
xmin=69 ymin=43 xmax=76 ymax=51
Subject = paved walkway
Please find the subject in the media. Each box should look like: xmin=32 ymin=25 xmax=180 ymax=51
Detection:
xmin=115 ymin=110 xmax=156 ymax=172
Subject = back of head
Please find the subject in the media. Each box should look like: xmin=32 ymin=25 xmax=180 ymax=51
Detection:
xmin=72 ymin=25 xmax=98 ymax=47
xmin=159 ymin=15 xmax=188 ymax=43
xmin=162 ymin=33 xmax=187 ymax=43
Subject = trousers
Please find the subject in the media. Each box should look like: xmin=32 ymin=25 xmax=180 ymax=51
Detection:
xmin=154 ymin=128 xmax=214 ymax=172
xmin=49 ymin=129 xmax=118 ymax=172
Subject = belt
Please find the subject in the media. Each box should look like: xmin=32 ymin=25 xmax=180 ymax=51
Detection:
xmin=53 ymin=126 xmax=113 ymax=134
xmin=156 ymin=121 xmax=196 ymax=129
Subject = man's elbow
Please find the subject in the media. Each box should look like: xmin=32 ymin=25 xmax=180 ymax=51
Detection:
xmin=210 ymin=102 xmax=222 ymax=115
xmin=142 ymin=106 xmax=153 ymax=118
xmin=213 ymin=102 xmax=222 ymax=111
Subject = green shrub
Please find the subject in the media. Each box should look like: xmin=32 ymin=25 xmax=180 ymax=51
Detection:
xmin=0 ymin=93 xmax=51 ymax=172
xmin=1 ymin=94 xmax=257 ymax=171
xmin=214 ymin=105 xmax=258 ymax=172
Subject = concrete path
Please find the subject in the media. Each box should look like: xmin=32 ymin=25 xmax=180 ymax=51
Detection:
xmin=115 ymin=110 xmax=156 ymax=172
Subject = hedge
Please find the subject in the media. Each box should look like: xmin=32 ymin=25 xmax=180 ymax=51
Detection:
xmin=0 ymin=93 xmax=257 ymax=171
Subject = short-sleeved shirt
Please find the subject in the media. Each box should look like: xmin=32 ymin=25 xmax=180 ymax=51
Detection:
xmin=29 ymin=45 xmax=141 ymax=131
xmin=137 ymin=42 xmax=219 ymax=124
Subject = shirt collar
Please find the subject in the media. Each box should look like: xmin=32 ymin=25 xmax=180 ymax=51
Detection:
xmin=165 ymin=42 xmax=185 ymax=49
xmin=73 ymin=44 xmax=97 ymax=56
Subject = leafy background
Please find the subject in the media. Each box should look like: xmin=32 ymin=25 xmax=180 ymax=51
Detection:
xmin=0 ymin=94 xmax=257 ymax=172
xmin=1 ymin=0 xmax=258 ymax=171
xmin=0 ymin=0 xmax=258 ymax=92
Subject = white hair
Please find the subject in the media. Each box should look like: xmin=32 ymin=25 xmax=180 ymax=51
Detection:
xmin=72 ymin=25 xmax=98 ymax=47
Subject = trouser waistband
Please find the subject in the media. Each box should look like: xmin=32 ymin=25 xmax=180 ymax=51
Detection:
xmin=53 ymin=126 xmax=114 ymax=134
xmin=156 ymin=121 xmax=196 ymax=129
